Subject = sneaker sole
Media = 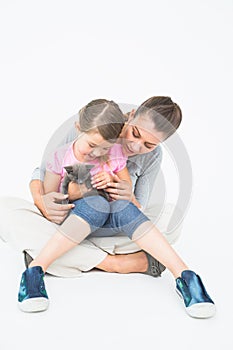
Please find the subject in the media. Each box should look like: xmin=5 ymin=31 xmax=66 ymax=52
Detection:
xmin=176 ymin=289 xmax=216 ymax=318
xmin=186 ymin=302 xmax=216 ymax=318
xmin=18 ymin=297 xmax=49 ymax=313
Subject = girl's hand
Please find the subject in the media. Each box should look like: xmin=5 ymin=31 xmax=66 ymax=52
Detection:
xmin=104 ymin=174 xmax=133 ymax=201
xmin=68 ymin=182 xmax=91 ymax=201
xmin=91 ymin=171 xmax=114 ymax=189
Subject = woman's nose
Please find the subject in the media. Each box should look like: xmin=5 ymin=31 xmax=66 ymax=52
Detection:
xmin=131 ymin=141 xmax=141 ymax=152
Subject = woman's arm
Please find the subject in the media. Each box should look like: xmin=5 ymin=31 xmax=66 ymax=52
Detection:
xmin=133 ymin=149 xmax=162 ymax=208
xmin=29 ymin=178 xmax=74 ymax=224
xmin=30 ymin=179 xmax=45 ymax=209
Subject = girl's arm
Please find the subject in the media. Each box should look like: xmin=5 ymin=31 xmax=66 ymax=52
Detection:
xmin=67 ymin=182 xmax=91 ymax=201
xmin=92 ymin=166 xmax=142 ymax=209
xmin=115 ymin=168 xmax=141 ymax=209
xmin=43 ymin=171 xmax=61 ymax=194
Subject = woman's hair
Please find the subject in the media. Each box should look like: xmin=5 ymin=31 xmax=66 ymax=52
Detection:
xmin=79 ymin=99 xmax=125 ymax=142
xmin=134 ymin=96 xmax=182 ymax=139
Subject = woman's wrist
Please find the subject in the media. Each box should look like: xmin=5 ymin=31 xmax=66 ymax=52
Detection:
xmin=29 ymin=179 xmax=45 ymax=209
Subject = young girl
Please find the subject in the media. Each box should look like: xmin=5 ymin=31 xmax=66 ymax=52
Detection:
xmin=43 ymin=100 xmax=140 ymax=208
xmin=18 ymin=99 xmax=216 ymax=319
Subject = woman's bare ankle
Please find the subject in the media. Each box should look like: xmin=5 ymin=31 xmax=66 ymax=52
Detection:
xmin=96 ymin=251 xmax=148 ymax=274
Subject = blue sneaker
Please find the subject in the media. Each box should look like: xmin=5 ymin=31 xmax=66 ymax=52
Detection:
xmin=18 ymin=266 xmax=49 ymax=312
xmin=176 ymin=270 xmax=216 ymax=318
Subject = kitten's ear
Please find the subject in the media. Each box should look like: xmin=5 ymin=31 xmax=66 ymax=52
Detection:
xmin=86 ymin=164 xmax=95 ymax=171
xmin=64 ymin=166 xmax=73 ymax=174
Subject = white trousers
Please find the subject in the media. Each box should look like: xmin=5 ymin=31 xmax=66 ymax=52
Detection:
xmin=0 ymin=197 xmax=183 ymax=277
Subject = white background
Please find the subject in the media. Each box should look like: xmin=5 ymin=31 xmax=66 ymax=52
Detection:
xmin=0 ymin=1 xmax=232 ymax=349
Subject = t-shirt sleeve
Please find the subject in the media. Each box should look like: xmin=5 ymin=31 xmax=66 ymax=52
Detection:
xmin=45 ymin=145 xmax=69 ymax=176
xmin=46 ymin=151 xmax=63 ymax=175
xmin=108 ymin=144 xmax=127 ymax=173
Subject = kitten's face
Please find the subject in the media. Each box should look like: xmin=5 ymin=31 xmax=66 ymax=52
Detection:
xmin=64 ymin=164 xmax=94 ymax=184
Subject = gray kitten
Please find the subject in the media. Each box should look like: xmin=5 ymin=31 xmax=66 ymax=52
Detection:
xmin=61 ymin=163 xmax=110 ymax=202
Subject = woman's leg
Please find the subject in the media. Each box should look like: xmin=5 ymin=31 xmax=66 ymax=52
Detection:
xmin=96 ymin=251 xmax=148 ymax=273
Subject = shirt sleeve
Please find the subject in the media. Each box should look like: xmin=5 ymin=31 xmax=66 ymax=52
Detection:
xmin=46 ymin=149 xmax=64 ymax=175
xmin=134 ymin=146 xmax=163 ymax=209
xmin=108 ymin=144 xmax=127 ymax=173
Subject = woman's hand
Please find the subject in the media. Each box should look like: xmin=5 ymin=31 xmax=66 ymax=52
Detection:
xmin=38 ymin=192 xmax=74 ymax=224
xmin=104 ymin=174 xmax=133 ymax=201
xmin=91 ymin=171 xmax=114 ymax=189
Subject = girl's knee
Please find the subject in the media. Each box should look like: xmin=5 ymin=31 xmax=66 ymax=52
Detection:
xmin=110 ymin=201 xmax=142 ymax=227
xmin=71 ymin=195 xmax=110 ymax=228
xmin=110 ymin=199 xmax=137 ymax=215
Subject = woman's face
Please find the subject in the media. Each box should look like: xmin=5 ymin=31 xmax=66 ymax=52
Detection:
xmin=120 ymin=112 xmax=165 ymax=157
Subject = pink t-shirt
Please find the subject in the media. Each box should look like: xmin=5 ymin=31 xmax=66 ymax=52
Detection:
xmin=46 ymin=141 xmax=127 ymax=192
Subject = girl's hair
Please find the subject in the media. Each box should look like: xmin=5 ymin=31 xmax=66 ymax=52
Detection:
xmin=79 ymin=99 xmax=125 ymax=142
xmin=134 ymin=96 xmax=182 ymax=139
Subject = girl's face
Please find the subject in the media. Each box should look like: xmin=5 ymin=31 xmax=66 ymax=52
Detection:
xmin=74 ymin=129 xmax=113 ymax=162
xmin=120 ymin=112 xmax=165 ymax=157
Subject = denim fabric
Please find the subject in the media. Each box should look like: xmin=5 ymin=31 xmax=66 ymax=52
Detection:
xmin=71 ymin=196 xmax=110 ymax=233
xmin=89 ymin=200 xmax=150 ymax=239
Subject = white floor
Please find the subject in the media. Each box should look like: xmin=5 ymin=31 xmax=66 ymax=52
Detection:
xmin=0 ymin=1 xmax=232 ymax=348
xmin=0 ymin=216 xmax=232 ymax=350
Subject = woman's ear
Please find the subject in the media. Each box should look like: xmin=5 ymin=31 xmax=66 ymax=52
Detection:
xmin=128 ymin=109 xmax=136 ymax=122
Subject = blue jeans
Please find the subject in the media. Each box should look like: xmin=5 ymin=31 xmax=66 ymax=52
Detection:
xmin=71 ymin=196 xmax=149 ymax=239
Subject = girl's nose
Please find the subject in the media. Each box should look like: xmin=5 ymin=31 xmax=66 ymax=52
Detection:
xmin=92 ymin=149 xmax=102 ymax=157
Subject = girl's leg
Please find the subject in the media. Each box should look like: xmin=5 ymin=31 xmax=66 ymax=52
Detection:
xmin=131 ymin=221 xmax=188 ymax=278
xmin=110 ymin=200 xmax=216 ymax=318
xmin=109 ymin=200 xmax=186 ymax=277
xmin=29 ymin=195 xmax=110 ymax=272
xmin=18 ymin=196 xmax=110 ymax=312
xmin=92 ymin=201 xmax=183 ymax=276
xmin=0 ymin=197 xmax=164 ymax=277
xmin=29 ymin=216 xmax=90 ymax=272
